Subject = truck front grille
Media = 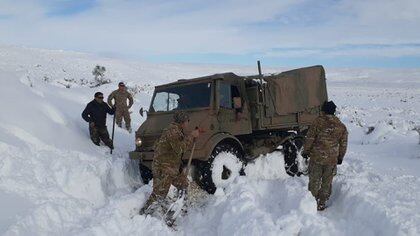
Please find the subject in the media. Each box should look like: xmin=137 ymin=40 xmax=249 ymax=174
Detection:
xmin=141 ymin=135 xmax=159 ymax=148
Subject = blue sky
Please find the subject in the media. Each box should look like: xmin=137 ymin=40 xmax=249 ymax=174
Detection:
xmin=0 ymin=0 xmax=419 ymax=68
xmin=45 ymin=0 xmax=96 ymax=16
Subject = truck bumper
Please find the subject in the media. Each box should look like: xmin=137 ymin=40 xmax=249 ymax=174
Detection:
xmin=129 ymin=148 xmax=208 ymax=170
xmin=129 ymin=151 xmax=154 ymax=169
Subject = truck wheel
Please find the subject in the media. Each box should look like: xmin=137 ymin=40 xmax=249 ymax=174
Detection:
xmin=283 ymin=137 xmax=304 ymax=177
xmin=198 ymin=143 xmax=244 ymax=194
xmin=139 ymin=163 xmax=153 ymax=184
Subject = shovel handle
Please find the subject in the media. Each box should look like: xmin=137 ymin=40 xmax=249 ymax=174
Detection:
xmin=186 ymin=141 xmax=196 ymax=174
xmin=110 ymin=107 xmax=116 ymax=154
xmin=185 ymin=127 xmax=198 ymax=176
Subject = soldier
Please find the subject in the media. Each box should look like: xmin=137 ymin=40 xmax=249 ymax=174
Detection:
xmin=140 ymin=111 xmax=199 ymax=216
xmin=82 ymin=92 xmax=115 ymax=149
xmin=107 ymin=82 xmax=134 ymax=132
xmin=302 ymin=101 xmax=348 ymax=211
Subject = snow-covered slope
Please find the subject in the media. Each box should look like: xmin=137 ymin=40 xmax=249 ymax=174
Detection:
xmin=0 ymin=45 xmax=419 ymax=235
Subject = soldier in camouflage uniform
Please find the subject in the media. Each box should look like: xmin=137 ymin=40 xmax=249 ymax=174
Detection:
xmin=107 ymin=82 xmax=134 ymax=132
xmin=140 ymin=111 xmax=199 ymax=216
xmin=302 ymin=101 xmax=348 ymax=211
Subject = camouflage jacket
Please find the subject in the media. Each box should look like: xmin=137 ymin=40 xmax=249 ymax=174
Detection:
xmin=303 ymin=114 xmax=348 ymax=165
xmin=153 ymin=122 xmax=194 ymax=169
xmin=107 ymin=89 xmax=133 ymax=110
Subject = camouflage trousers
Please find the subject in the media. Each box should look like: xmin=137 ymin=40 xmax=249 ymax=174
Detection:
xmin=308 ymin=162 xmax=336 ymax=204
xmin=89 ymin=126 xmax=113 ymax=149
xmin=115 ymin=108 xmax=131 ymax=129
xmin=142 ymin=164 xmax=188 ymax=213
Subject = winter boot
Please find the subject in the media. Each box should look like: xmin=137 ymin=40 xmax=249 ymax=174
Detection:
xmin=140 ymin=202 xmax=164 ymax=217
xmin=317 ymin=200 xmax=326 ymax=211
xmin=139 ymin=206 xmax=147 ymax=215
xmin=91 ymin=137 xmax=100 ymax=146
xmin=105 ymin=141 xmax=114 ymax=150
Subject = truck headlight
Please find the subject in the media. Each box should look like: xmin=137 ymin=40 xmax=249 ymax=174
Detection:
xmin=135 ymin=137 xmax=142 ymax=147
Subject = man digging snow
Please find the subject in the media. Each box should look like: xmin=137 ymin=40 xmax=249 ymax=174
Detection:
xmin=140 ymin=111 xmax=199 ymax=224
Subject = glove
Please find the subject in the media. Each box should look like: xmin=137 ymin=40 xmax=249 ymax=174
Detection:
xmin=191 ymin=129 xmax=200 ymax=139
xmin=337 ymin=159 xmax=343 ymax=165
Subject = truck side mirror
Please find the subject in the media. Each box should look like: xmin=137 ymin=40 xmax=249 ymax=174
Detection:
xmin=139 ymin=107 xmax=147 ymax=117
xmin=233 ymin=97 xmax=242 ymax=109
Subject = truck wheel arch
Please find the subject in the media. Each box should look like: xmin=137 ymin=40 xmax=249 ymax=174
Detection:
xmin=203 ymin=133 xmax=244 ymax=161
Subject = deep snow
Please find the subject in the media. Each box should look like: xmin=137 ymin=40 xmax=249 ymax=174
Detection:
xmin=0 ymin=45 xmax=419 ymax=235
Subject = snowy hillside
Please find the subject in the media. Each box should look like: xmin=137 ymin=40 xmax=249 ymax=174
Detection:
xmin=0 ymin=45 xmax=419 ymax=235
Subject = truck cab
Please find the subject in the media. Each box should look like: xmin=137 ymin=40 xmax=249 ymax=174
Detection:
xmin=131 ymin=73 xmax=251 ymax=164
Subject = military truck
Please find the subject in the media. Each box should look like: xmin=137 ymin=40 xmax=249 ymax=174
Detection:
xmin=130 ymin=64 xmax=328 ymax=194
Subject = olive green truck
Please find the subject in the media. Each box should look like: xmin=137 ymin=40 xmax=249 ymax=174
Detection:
xmin=130 ymin=65 xmax=328 ymax=193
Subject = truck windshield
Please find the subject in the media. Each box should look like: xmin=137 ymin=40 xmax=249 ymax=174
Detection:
xmin=151 ymin=82 xmax=212 ymax=112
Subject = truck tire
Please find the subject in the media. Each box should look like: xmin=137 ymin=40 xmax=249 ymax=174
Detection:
xmin=283 ymin=137 xmax=304 ymax=177
xmin=139 ymin=163 xmax=153 ymax=184
xmin=197 ymin=143 xmax=244 ymax=194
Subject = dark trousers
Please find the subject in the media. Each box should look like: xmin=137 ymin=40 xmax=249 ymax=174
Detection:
xmin=89 ymin=125 xmax=113 ymax=148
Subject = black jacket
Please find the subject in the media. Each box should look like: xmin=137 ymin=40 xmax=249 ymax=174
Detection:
xmin=82 ymin=100 xmax=115 ymax=127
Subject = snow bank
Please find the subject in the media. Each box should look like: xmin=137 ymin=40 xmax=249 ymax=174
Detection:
xmin=245 ymin=152 xmax=289 ymax=180
xmin=0 ymin=63 xmax=145 ymax=234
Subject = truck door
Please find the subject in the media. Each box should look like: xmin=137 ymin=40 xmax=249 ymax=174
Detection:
xmin=217 ymin=81 xmax=252 ymax=135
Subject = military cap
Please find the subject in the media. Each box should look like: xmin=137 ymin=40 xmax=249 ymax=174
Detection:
xmin=322 ymin=101 xmax=337 ymax=115
xmin=173 ymin=111 xmax=189 ymax=124
xmin=94 ymin=92 xmax=103 ymax=98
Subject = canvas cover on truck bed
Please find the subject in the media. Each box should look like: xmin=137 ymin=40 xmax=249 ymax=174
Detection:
xmin=264 ymin=65 xmax=328 ymax=115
